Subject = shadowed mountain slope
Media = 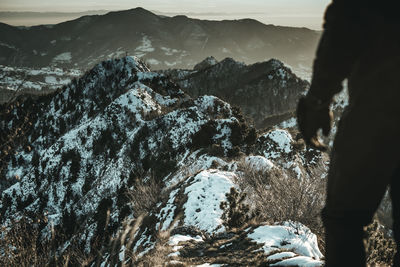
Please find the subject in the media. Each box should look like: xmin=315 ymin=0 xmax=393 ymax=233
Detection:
xmin=0 ymin=8 xmax=320 ymax=70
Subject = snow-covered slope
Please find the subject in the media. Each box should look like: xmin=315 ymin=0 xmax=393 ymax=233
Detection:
xmin=0 ymin=65 xmax=82 ymax=103
xmin=0 ymin=56 xmax=327 ymax=266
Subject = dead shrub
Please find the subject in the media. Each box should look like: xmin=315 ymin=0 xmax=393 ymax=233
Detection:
xmin=128 ymin=173 xmax=164 ymax=217
xmin=220 ymin=187 xmax=251 ymax=229
xmin=235 ymin=159 xmax=326 ymax=244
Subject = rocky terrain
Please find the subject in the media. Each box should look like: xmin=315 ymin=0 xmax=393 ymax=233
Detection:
xmin=0 ymin=8 xmax=320 ymax=70
xmin=0 ymin=56 xmax=309 ymax=128
xmin=0 ymin=56 xmax=330 ymax=266
xmin=162 ymin=56 xmax=309 ymax=129
xmin=0 ymin=65 xmax=81 ymax=103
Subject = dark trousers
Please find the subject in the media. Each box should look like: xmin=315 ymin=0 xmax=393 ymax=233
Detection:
xmin=322 ymin=93 xmax=400 ymax=266
xmin=392 ymin=167 xmax=400 ymax=266
xmin=323 ymin=166 xmax=399 ymax=267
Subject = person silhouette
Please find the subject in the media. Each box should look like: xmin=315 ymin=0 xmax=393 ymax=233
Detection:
xmin=297 ymin=1 xmax=400 ymax=266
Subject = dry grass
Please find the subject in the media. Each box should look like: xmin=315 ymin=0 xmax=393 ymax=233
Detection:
xmin=0 ymin=217 xmax=50 ymax=266
xmin=0 ymin=216 xmax=88 ymax=266
xmin=234 ymin=158 xmax=397 ymax=265
xmin=235 ymin=159 xmax=326 ymax=239
xmin=97 ymin=213 xmax=184 ymax=267
xmin=128 ymin=174 xmax=164 ymax=217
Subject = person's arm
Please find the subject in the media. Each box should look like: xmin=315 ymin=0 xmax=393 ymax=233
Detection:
xmin=297 ymin=1 xmax=365 ymax=150
xmin=307 ymin=1 xmax=364 ymax=105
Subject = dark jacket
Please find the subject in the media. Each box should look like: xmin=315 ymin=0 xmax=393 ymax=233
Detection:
xmin=308 ymin=0 xmax=400 ymax=103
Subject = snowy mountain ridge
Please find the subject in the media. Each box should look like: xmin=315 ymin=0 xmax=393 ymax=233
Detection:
xmin=0 ymin=56 xmax=327 ymax=266
xmin=162 ymin=56 xmax=309 ymax=129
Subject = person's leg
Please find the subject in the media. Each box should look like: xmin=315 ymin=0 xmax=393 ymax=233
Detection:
xmin=322 ymin=151 xmax=379 ymax=267
xmin=391 ymin=166 xmax=400 ymax=267
xmin=322 ymin=105 xmax=399 ymax=267
xmin=322 ymin=209 xmax=367 ymax=266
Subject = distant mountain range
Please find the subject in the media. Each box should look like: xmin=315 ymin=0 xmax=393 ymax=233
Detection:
xmin=0 ymin=10 xmax=110 ymax=27
xmin=0 ymin=7 xmax=320 ymax=70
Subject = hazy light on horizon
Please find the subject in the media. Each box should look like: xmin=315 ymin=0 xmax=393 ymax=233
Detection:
xmin=0 ymin=0 xmax=331 ymax=29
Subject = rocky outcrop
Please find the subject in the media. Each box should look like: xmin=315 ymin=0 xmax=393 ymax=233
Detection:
xmin=163 ymin=57 xmax=309 ymax=129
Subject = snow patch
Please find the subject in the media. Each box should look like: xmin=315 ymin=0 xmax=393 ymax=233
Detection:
xmin=168 ymin=234 xmax=203 ymax=246
xmin=53 ymin=52 xmax=72 ymax=63
xmin=248 ymin=222 xmax=323 ymax=260
xmin=262 ymin=129 xmax=294 ymax=159
xmin=279 ymin=118 xmax=297 ymax=129
xmin=135 ymin=36 xmax=155 ymax=54
xmin=245 ymin=156 xmax=274 ymax=172
xmin=183 ymin=170 xmax=236 ymax=233
xmin=270 ymin=256 xmax=323 ymax=267
xmin=267 ymin=251 xmax=296 ymax=261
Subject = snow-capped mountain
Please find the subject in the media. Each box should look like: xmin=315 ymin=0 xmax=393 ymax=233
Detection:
xmin=0 ymin=56 xmax=327 ymax=266
xmin=0 ymin=8 xmax=320 ymax=70
xmin=0 ymin=56 xmax=310 ymax=132
xmin=162 ymin=56 xmax=309 ymax=129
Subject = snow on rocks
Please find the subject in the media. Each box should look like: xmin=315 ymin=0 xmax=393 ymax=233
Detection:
xmin=255 ymin=128 xmax=311 ymax=179
xmin=195 ymin=264 xmax=222 ymax=267
xmin=167 ymin=152 xmax=229 ymax=187
xmin=267 ymin=251 xmax=297 ymax=261
xmin=158 ymin=188 xmax=179 ymax=231
xmin=248 ymin=221 xmax=323 ymax=260
xmin=270 ymin=256 xmax=323 ymax=267
xmin=135 ymin=35 xmax=155 ymax=58
xmin=244 ymin=155 xmax=274 ymax=172
xmin=183 ymin=170 xmax=236 ymax=233
xmin=262 ymin=129 xmax=293 ymax=158
xmin=168 ymin=234 xmax=204 ymax=246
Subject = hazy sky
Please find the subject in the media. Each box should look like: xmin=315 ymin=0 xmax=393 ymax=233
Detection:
xmin=0 ymin=0 xmax=331 ymax=29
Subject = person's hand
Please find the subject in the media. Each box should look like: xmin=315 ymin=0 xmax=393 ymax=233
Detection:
xmin=296 ymin=95 xmax=333 ymax=151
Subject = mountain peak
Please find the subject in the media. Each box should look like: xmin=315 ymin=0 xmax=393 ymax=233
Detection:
xmin=128 ymin=7 xmax=157 ymax=16
xmin=217 ymin=57 xmax=246 ymax=69
xmin=163 ymin=57 xmax=308 ymax=128
xmin=193 ymin=56 xmax=218 ymax=71
xmin=103 ymin=7 xmax=160 ymax=22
